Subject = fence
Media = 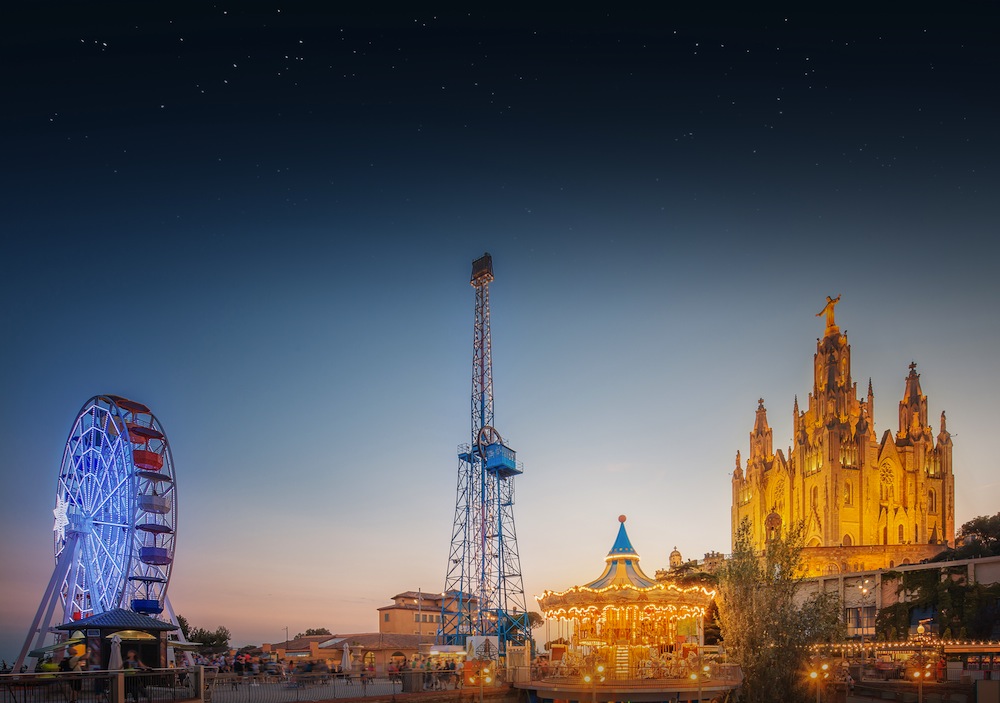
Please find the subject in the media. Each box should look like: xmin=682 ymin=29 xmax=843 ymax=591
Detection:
xmin=1 ymin=669 xmax=198 ymax=703
xmin=520 ymin=661 xmax=742 ymax=690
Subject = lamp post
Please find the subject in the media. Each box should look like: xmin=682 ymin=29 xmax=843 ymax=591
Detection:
xmin=911 ymin=629 xmax=932 ymax=703
xmin=469 ymin=662 xmax=491 ymax=703
xmin=856 ymin=577 xmax=873 ymax=667
xmin=686 ymin=646 xmax=709 ymax=702
xmin=583 ymin=663 xmax=604 ymax=703
xmin=808 ymin=661 xmax=829 ymax=703
xmin=912 ymin=668 xmax=930 ymax=703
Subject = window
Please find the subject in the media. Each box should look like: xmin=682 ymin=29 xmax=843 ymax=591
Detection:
xmin=843 ymin=534 xmax=853 ymax=547
xmin=898 ymin=525 xmax=904 ymax=544
xmin=414 ymin=614 xmax=420 ymax=622
xmin=422 ymin=614 xmax=428 ymax=622
xmin=846 ymin=606 xmax=876 ymax=638
xmin=811 ymin=486 xmax=819 ymax=507
xmin=844 ymin=481 xmax=853 ymax=506
xmin=384 ymin=614 xmax=390 ymax=622
xmin=929 ymin=489 xmax=937 ymax=513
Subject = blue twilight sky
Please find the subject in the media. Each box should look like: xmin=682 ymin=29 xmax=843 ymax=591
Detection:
xmin=2 ymin=4 xmax=998 ymax=660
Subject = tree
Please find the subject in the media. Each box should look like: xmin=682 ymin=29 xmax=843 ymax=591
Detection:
xmin=295 ymin=628 xmax=332 ymax=638
xmin=526 ymin=612 xmax=544 ymax=629
xmin=956 ymin=513 xmax=1000 ymax=557
xmin=187 ymin=624 xmax=232 ymax=651
xmin=177 ymin=614 xmax=191 ymax=641
xmin=716 ymin=518 xmax=843 ymax=703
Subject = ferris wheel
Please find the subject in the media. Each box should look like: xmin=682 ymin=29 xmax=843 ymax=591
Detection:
xmin=17 ymin=395 xmax=178 ymax=668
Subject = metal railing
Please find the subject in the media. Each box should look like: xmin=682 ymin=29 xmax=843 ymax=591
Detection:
xmin=526 ymin=661 xmax=743 ymax=688
xmin=204 ymin=670 xmax=451 ymax=702
xmin=1 ymin=670 xmax=198 ymax=703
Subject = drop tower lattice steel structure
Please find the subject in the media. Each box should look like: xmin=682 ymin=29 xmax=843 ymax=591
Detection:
xmin=441 ymin=253 xmax=529 ymax=656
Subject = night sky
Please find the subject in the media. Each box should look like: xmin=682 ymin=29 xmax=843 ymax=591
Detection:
xmin=2 ymin=4 xmax=998 ymax=659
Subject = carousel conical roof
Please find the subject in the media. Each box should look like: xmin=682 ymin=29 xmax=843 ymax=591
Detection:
xmin=584 ymin=516 xmax=657 ymax=589
xmin=536 ymin=515 xmax=715 ymax=619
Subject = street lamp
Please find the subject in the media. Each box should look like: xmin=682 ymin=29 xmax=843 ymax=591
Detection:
xmin=913 ymin=668 xmax=931 ymax=703
xmin=688 ymin=664 xmax=710 ymax=702
xmin=856 ymin=577 xmax=873 ymax=666
xmin=582 ymin=663 xmax=605 ymax=703
xmin=468 ymin=662 xmax=492 ymax=703
xmin=808 ymin=662 xmax=830 ymax=703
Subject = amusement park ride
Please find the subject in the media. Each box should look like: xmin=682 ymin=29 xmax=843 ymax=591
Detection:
xmin=441 ymin=253 xmax=530 ymax=656
xmin=15 ymin=395 xmax=182 ymax=671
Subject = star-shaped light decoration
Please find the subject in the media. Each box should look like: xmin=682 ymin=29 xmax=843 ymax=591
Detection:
xmin=53 ymin=495 xmax=69 ymax=541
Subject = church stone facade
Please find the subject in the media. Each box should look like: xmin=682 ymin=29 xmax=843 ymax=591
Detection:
xmin=731 ymin=297 xmax=955 ymax=577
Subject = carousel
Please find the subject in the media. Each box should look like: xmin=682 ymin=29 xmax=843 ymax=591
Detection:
xmin=536 ymin=516 xmax=718 ymax=680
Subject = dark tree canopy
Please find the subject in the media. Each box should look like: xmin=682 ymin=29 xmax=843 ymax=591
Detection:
xmin=177 ymin=615 xmax=231 ymax=651
xmin=957 ymin=513 xmax=1000 ymax=557
xmin=295 ymin=628 xmax=332 ymax=638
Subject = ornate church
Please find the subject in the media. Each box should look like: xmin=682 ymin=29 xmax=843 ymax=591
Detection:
xmin=731 ymin=296 xmax=955 ymax=576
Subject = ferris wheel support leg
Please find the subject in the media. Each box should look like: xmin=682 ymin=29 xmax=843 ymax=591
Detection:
xmin=161 ymin=596 xmax=194 ymax=666
xmin=14 ymin=535 xmax=80 ymax=672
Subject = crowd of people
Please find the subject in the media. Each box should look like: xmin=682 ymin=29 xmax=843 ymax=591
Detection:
xmin=387 ymin=657 xmax=462 ymax=690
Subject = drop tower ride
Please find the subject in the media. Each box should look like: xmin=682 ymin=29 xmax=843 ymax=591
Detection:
xmin=441 ymin=253 xmax=529 ymax=656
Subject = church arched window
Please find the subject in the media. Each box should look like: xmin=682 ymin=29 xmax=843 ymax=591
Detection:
xmin=898 ymin=524 xmax=904 ymax=544
xmin=843 ymin=534 xmax=853 ymax=547
xmin=811 ymin=486 xmax=819 ymax=508
xmin=928 ymin=489 xmax=937 ymax=513
xmin=844 ymin=481 xmax=853 ymax=506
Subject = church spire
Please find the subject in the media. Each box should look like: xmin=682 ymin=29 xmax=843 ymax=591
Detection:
xmin=749 ymin=398 xmax=773 ymax=463
xmin=898 ymin=361 xmax=928 ymax=439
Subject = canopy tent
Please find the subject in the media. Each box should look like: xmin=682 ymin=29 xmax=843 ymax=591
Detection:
xmin=28 ymin=638 xmax=85 ymax=659
xmin=166 ymin=641 xmax=205 ymax=651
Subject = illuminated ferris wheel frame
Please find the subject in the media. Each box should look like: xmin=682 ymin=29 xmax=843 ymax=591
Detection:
xmin=17 ymin=395 xmax=179 ymax=668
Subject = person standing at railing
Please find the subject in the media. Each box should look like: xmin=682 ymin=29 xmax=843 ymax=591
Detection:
xmin=60 ymin=646 xmax=85 ymax=703
xmin=123 ymin=650 xmax=151 ymax=703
